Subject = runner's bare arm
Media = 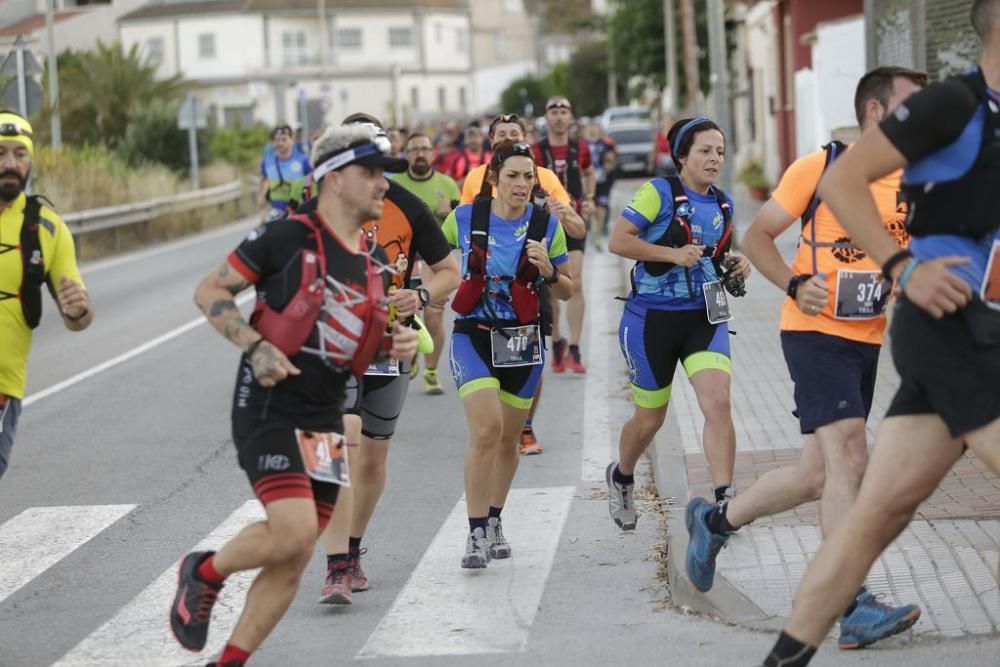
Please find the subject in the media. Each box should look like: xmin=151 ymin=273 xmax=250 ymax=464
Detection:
xmin=424 ymin=252 xmax=460 ymax=302
xmin=195 ymin=260 xmax=259 ymax=350
xmin=549 ymin=198 xmax=586 ymax=238
xmin=607 ymin=216 xmax=702 ymax=266
xmin=741 ymin=198 xmax=801 ymax=290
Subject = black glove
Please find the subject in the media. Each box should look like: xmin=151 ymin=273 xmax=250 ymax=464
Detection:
xmin=721 ymin=255 xmax=747 ymax=298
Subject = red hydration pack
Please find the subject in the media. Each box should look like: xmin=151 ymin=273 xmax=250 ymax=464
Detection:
xmin=252 ymin=213 xmax=389 ymax=377
xmin=451 ymin=198 xmax=552 ymax=324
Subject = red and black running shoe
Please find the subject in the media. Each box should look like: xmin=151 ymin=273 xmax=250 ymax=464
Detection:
xmin=170 ymin=551 xmax=223 ymax=651
xmin=206 ymin=662 xmax=244 ymax=667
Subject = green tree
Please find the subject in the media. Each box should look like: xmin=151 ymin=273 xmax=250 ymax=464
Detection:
xmin=549 ymin=40 xmax=625 ymax=117
xmin=116 ymin=99 xmax=211 ymax=172
xmin=500 ymin=76 xmax=552 ymax=116
xmin=210 ymin=125 xmax=272 ymax=170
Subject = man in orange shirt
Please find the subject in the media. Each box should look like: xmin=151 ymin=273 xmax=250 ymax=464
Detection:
xmin=685 ymin=67 xmax=926 ymax=649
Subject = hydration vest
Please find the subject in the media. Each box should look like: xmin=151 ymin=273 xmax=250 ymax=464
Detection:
xmin=538 ymin=138 xmax=583 ymax=201
xmin=451 ymin=199 xmax=552 ymax=325
xmin=0 ymin=196 xmax=54 ymax=329
xmin=252 ymin=213 xmax=389 ymax=378
xmin=903 ymin=68 xmax=1000 ymax=240
xmin=631 ymin=177 xmax=733 ymax=298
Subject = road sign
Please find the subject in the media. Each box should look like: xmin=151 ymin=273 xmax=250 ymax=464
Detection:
xmin=3 ymin=77 xmax=43 ymax=116
xmin=1 ymin=36 xmax=43 ymax=77
xmin=177 ymin=94 xmax=207 ymax=130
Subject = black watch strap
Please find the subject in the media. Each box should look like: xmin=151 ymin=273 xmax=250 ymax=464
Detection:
xmin=544 ymin=264 xmax=561 ymax=285
xmin=786 ymin=274 xmax=813 ymax=299
xmin=417 ymin=287 xmax=431 ymax=307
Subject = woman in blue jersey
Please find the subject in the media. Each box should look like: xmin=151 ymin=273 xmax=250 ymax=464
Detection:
xmin=443 ymin=141 xmax=573 ymax=568
xmin=605 ymin=117 xmax=751 ymax=531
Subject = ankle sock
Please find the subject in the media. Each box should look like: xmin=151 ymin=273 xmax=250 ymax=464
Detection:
xmin=326 ymin=553 xmax=349 ymax=569
xmin=469 ymin=517 xmax=488 ymax=533
xmin=612 ymin=464 xmax=635 ymax=486
xmin=714 ymin=484 xmax=733 ymax=502
xmin=705 ymin=503 xmax=737 ymax=535
xmin=348 ymin=536 xmax=363 ymax=554
xmin=488 ymin=506 xmax=503 ymax=519
xmin=196 ymin=554 xmax=226 ymax=586
xmin=763 ymin=631 xmax=816 ymax=667
xmin=523 ymin=418 xmax=533 ymax=432
xmin=219 ymin=643 xmax=250 ymax=665
xmin=569 ymin=344 xmax=581 ymax=361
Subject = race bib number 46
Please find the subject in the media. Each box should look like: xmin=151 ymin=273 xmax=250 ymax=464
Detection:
xmin=490 ymin=325 xmax=543 ymax=367
xmin=702 ymin=281 xmax=733 ymax=324
xmin=835 ymin=270 xmax=890 ymax=320
xmin=295 ymin=430 xmax=349 ymax=486
xmin=982 ymin=240 xmax=1000 ymax=311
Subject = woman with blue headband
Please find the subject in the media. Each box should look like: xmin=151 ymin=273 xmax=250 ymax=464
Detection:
xmin=604 ymin=117 xmax=751 ymax=532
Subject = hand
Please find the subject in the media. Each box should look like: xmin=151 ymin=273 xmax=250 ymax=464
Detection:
xmin=389 ymin=321 xmax=419 ymax=363
xmin=581 ymin=198 xmax=596 ymax=217
xmin=670 ymin=244 xmax=705 ymax=268
xmin=525 ymin=239 xmax=554 ymax=278
xmin=545 ymin=197 xmax=570 ymax=219
xmin=388 ymin=289 xmax=421 ymax=318
xmin=726 ymin=254 xmax=752 ymax=279
xmin=257 ymin=195 xmax=268 ymax=210
xmin=436 ymin=193 xmax=452 ymax=217
xmin=57 ymin=276 xmax=89 ymax=319
xmin=249 ymin=340 xmax=301 ymax=387
xmin=901 ymin=256 xmax=972 ymax=318
xmin=795 ymin=274 xmax=830 ymax=316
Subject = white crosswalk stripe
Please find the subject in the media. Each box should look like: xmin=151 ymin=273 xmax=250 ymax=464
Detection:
xmin=357 ymin=486 xmax=575 ymax=658
xmin=54 ymin=500 xmax=265 ymax=667
xmin=0 ymin=505 xmax=135 ymax=605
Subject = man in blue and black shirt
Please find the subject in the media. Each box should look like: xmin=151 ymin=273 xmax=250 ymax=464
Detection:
xmin=761 ymin=2 xmax=1000 ymax=665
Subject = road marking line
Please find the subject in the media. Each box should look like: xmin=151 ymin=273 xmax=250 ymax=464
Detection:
xmin=55 ymin=500 xmax=265 ymax=667
xmin=0 ymin=505 xmax=135 ymax=604
xmin=582 ymin=252 xmax=617 ymax=481
xmin=24 ymin=291 xmax=255 ymax=408
xmin=357 ymin=486 xmax=575 ymax=658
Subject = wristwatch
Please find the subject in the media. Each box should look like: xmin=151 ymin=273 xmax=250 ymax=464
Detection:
xmin=416 ymin=287 xmax=431 ymax=307
xmin=786 ymin=274 xmax=813 ymax=300
xmin=544 ymin=264 xmax=561 ymax=285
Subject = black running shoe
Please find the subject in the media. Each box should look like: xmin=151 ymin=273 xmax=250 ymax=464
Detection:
xmin=206 ymin=662 xmax=244 ymax=667
xmin=170 ymin=551 xmax=223 ymax=651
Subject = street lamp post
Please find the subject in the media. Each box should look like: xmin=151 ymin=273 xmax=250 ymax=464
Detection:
xmin=44 ymin=0 xmax=61 ymax=147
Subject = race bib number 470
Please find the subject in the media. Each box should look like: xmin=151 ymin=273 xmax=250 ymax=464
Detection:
xmin=295 ymin=430 xmax=349 ymax=486
xmin=490 ymin=325 xmax=543 ymax=367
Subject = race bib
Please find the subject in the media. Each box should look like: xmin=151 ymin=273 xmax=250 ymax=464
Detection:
xmin=702 ymin=281 xmax=732 ymax=324
xmin=294 ymin=430 xmax=349 ymax=486
xmin=490 ymin=325 xmax=543 ymax=367
xmin=835 ymin=270 xmax=890 ymax=320
xmin=365 ymin=358 xmax=400 ymax=377
xmin=981 ymin=240 xmax=1000 ymax=311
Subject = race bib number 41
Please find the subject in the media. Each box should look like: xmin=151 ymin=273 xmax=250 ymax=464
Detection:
xmin=835 ymin=270 xmax=890 ymax=320
xmin=490 ymin=325 xmax=543 ymax=367
xmin=982 ymin=240 xmax=1000 ymax=311
xmin=295 ymin=430 xmax=349 ymax=486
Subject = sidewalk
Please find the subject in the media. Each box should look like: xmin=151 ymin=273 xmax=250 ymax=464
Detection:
xmin=641 ymin=185 xmax=1000 ymax=640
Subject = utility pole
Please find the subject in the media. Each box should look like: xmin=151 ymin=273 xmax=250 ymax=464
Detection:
xmin=706 ymin=0 xmax=731 ymax=191
xmin=607 ymin=43 xmax=618 ymax=107
xmin=663 ymin=0 xmax=678 ymax=114
xmin=44 ymin=0 xmax=61 ymax=147
xmin=679 ymin=0 xmax=699 ymax=114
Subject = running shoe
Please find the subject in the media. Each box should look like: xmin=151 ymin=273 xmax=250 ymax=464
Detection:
xmin=519 ymin=429 xmax=543 ymax=455
xmin=349 ymin=548 xmax=370 ymax=592
xmin=170 ymin=551 xmax=223 ymax=652
xmin=409 ymin=359 xmax=420 ymax=380
xmin=423 ymin=368 xmax=444 ymax=395
xmin=565 ymin=346 xmax=587 ymax=374
xmin=206 ymin=661 xmax=244 ymax=667
xmin=551 ymin=338 xmax=567 ymax=373
xmin=838 ymin=591 xmax=921 ymax=649
xmin=461 ymin=527 xmax=490 ymax=569
xmin=318 ymin=561 xmax=353 ymax=605
xmin=684 ymin=497 xmax=730 ymax=592
xmin=486 ymin=517 xmax=512 ymax=559
xmin=605 ymin=462 xmax=637 ymax=530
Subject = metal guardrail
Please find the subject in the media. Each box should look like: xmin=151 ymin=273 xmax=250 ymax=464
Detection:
xmin=61 ymin=180 xmax=248 ymax=235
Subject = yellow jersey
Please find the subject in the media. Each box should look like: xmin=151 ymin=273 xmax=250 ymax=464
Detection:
xmin=0 ymin=193 xmax=83 ymax=398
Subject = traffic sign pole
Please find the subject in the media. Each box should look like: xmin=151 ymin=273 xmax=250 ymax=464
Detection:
xmin=15 ymin=41 xmax=27 ymax=118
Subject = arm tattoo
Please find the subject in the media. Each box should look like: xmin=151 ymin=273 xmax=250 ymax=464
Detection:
xmin=209 ymin=299 xmax=239 ymax=318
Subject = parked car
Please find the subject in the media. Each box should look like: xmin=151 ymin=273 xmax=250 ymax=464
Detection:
xmin=607 ymin=122 xmax=655 ymax=177
xmin=600 ymin=106 xmax=651 ymax=129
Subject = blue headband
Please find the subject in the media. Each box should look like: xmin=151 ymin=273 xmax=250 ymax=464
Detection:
xmin=672 ymin=117 xmax=710 ymax=155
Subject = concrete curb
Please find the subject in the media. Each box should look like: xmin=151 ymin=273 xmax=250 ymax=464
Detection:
xmin=616 ymin=254 xmax=779 ymax=629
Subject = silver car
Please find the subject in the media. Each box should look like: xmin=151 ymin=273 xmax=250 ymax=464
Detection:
xmin=607 ymin=122 xmax=655 ymax=176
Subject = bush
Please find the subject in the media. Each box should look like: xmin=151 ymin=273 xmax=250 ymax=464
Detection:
xmin=116 ymin=99 xmax=212 ymax=173
xmin=210 ymin=125 xmax=271 ymax=171
xmin=500 ymin=76 xmax=552 ymax=118
xmin=738 ymin=159 xmax=769 ymax=189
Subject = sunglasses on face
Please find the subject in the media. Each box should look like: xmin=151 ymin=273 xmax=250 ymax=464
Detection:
xmin=271 ymin=127 xmax=293 ymax=139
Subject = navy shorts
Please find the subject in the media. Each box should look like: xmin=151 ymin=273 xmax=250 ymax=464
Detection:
xmin=780 ymin=330 xmax=881 ymax=434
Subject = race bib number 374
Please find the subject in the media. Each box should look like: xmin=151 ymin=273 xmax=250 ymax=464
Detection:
xmin=835 ymin=270 xmax=890 ymax=320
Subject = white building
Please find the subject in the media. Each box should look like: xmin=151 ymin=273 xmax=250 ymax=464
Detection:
xmin=117 ymin=0 xmax=476 ymax=129
xmin=0 ymin=0 xmax=149 ymax=54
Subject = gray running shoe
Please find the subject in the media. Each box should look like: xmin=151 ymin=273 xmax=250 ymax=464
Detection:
xmin=461 ymin=527 xmax=490 ymax=569
xmin=486 ymin=517 xmax=512 ymax=559
xmin=606 ymin=462 xmax=638 ymax=530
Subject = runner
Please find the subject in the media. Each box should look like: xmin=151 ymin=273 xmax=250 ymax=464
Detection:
xmin=606 ymin=117 xmax=750 ymax=531
xmin=532 ymin=96 xmax=596 ymax=375
xmin=448 ymin=123 xmax=492 ymax=190
xmin=173 ymin=123 xmax=417 ymax=666
xmin=257 ymin=125 xmax=312 ymax=221
xmin=0 ymin=111 xmax=93 ymax=483
xmin=299 ymin=115 xmax=459 ymax=604
xmin=460 ymin=113 xmax=586 ymax=455
xmin=445 ymin=140 xmax=573 ymax=567
xmin=686 ymin=67 xmax=926 ymax=649
xmin=586 ymin=120 xmax=617 ymax=250
xmin=762 ymin=3 xmax=1000 ymax=664
xmin=390 ymin=132 xmax=461 ymax=395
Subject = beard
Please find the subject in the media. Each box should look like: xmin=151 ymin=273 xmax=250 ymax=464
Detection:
xmin=409 ymin=160 xmax=432 ymax=177
xmin=0 ymin=170 xmax=27 ymax=202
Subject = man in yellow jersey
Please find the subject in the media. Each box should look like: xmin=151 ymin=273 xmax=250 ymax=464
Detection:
xmin=684 ymin=67 xmax=926 ymax=648
xmin=0 ymin=111 xmax=92 ymax=482
xmin=460 ymin=112 xmax=585 ymax=454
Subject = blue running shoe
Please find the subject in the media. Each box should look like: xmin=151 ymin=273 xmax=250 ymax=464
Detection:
xmin=838 ymin=590 xmax=921 ymax=649
xmin=684 ymin=497 xmax=729 ymax=592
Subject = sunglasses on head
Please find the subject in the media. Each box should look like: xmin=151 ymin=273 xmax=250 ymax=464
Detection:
xmin=0 ymin=123 xmax=31 ymax=139
xmin=546 ymin=101 xmax=572 ymax=111
xmin=271 ymin=126 xmax=293 ymax=139
xmin=494 ymin=143 xmax=533 ymax=165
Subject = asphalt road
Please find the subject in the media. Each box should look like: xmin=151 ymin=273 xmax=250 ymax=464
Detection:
xmin=2 ymin=185 xmax=997 ymax=666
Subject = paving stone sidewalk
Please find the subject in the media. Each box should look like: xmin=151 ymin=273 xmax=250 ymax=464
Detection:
xmin=650 ymin=185 xmax=1000 ymax=639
